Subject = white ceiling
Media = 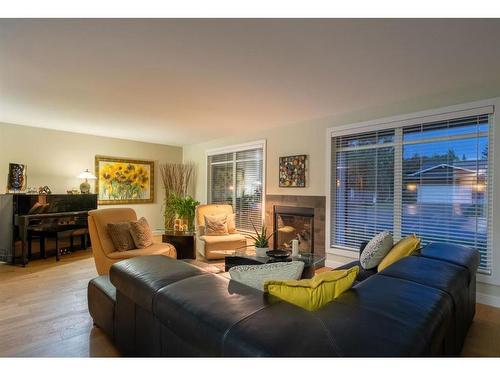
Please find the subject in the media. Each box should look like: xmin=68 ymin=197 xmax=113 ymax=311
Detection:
xmin=1 ymin=19 xmax=500 ymax=145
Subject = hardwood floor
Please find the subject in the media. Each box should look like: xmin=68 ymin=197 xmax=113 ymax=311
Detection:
xmin=0 ymin=251 xmax=499 ymax=357
xmin=0 ymin=251 xmax=118 ymax=357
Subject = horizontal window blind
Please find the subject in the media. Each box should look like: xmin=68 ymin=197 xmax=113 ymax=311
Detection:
xmin=333 ymin=130 xmax=395 ymax=248
xmin=207 ymin=145 xmax=264 ymax=231
xmin=331 ymin=114 xmax=493 ymax=273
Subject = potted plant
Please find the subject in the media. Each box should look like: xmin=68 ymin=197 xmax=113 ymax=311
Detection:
xmin=247 ymin=222 xmax=275 ymax=257
xmin=164 ymin=193 xmax=200 ymax=232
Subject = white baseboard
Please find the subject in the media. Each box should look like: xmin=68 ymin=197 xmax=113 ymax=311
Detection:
xmin=476 ymin=292 xmax=500 ymax=308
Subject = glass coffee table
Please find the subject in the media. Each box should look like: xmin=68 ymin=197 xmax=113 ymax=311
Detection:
xmin=224 ymin=252 xmax=326 ymax=279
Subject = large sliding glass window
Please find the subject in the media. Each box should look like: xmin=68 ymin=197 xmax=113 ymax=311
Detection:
xmin=331 ymin=110 xmax=493 ymax=273
xmin=207 ymin=142 xmax=264 ymax=231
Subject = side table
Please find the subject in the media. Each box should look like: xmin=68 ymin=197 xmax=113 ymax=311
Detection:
xmin=161 ymin=230 xmax=196 ymax=259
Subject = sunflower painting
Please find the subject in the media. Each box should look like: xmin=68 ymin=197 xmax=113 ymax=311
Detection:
xmin=95 ymin=156 xmax=154 ymax=204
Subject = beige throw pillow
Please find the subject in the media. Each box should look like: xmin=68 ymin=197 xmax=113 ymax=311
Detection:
xmin=130 ymin=217 xmax=154 ymax=248
xmin=204 ymin=214 xmax=228 ymax=236
xmin=107 ymin=222 xmax=136 ymax=251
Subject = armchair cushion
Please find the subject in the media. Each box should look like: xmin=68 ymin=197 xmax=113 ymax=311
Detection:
xmin=200 ymin=233 xmax=246 ymax=245
xmin=107 ymin=221 xmax=135 ymax=251
xmin=130 ymin=217 xmax=154 ymax=248
xmin=204 ymin=214 xmax=229 ymax=236
xmin=107 ymin=242 xmax=177 ymax=260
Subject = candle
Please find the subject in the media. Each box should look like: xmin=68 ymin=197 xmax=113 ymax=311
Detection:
xmin=291 ymin=239 xmax=299 ymax=257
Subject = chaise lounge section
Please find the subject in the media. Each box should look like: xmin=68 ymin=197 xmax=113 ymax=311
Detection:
xmin=87 ymin=242 xmax=479 ymax=357
xmin=88 ymin=208 xmax=177 ymax=275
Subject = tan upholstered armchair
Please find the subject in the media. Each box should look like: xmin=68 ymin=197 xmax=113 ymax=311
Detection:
xmin=88 ymin=208 xmax=176 ymax=275
xmin=196 ymin=204 xmax=247 ymax=260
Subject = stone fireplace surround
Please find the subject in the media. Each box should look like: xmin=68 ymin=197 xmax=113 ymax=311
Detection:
xmin=264 ymin=194 xmax=326 ymax=259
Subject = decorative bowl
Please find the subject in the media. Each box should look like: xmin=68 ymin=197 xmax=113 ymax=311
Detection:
xmin=266 ymin=249 xmax=291 ymax=259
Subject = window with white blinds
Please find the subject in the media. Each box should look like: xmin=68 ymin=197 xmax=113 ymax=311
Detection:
xmin=207 ymin=144 xmax=264 ymax=231
xmin=331 ymin=112 xmax=493 ymax=273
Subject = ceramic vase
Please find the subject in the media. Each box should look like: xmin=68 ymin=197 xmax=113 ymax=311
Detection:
xmin=255 ymin=247 xmax=269 ymax=257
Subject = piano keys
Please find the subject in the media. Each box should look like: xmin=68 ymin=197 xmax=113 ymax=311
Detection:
xmin=0 ymin=194 xmax=98 ymax=266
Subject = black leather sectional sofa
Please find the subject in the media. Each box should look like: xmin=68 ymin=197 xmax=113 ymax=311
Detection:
xmin=87 ymin=242 xmax=479 ymax=357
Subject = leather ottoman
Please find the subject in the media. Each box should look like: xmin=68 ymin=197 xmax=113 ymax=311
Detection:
xmin=87 ymin=275 xmax=116 ymax=340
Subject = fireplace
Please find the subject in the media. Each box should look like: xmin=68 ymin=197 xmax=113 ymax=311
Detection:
xmin=273 ymin=205 xmax=314 ymax=253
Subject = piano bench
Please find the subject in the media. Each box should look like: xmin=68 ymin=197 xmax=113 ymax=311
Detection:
xmin=55 ymin=228 xmax=90 ymax=261
xmin=88 ymin=275 xmax=116 ymax=341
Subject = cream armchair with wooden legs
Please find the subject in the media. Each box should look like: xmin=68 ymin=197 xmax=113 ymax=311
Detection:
xmin=196 ymin=204 xmax=247 ymax=260
xmin=88 ymin=208 xmax=177 ymax=275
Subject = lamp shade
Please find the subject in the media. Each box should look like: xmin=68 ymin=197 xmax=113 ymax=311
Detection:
xmin=77 ymin=169 xmax=97 ymax=180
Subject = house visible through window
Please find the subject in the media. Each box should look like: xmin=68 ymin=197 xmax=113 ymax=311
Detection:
xmin=330 ymin=111 xmax=493 ymax=273
xmin=207 ymin=142 xmax=264 ymax=231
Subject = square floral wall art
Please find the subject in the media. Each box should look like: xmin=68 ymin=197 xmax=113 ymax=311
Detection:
xmin=95 ymin=156 xmax=154 ymax=204
xmin=279 ymin=154 xmax=307 ymax=187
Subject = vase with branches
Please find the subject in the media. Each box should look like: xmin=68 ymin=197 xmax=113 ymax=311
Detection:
xmin=159 ymin=162 xmax=197 ymax=230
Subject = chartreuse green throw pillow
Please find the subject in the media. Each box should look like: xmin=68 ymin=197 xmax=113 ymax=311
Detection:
xmin=377 ymin=234 xmax=421 ymax=272
xmin=264 ymin=266 xmax=359 ymax=312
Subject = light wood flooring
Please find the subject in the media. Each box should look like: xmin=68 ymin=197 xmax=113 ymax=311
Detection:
xmin=0 ymin=251 xmax=499 ymax=357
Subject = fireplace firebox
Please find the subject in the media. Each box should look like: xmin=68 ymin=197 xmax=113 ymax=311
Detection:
xmin=273 ymin=205 xmax=314 ymax=253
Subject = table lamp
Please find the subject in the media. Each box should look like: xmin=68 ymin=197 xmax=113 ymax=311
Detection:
xmin=77 ymin=169 xmax=97 ymax=194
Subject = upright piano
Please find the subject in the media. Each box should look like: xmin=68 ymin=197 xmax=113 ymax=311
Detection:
xmin=0 ymin=194 xmax=98 ymax=266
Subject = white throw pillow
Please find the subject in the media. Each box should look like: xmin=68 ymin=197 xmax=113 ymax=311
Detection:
xmin=229 ymin=261 xmax=305 ymax=291
xmin=360 ymin=231 xmax=393 ymax=270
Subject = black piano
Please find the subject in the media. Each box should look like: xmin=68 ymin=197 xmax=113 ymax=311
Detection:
xmin=0 ymin=194 xmax=97 ymax=266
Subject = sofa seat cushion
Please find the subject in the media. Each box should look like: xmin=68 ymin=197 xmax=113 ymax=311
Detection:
xmin=200 ymin=233 xmax=246 ymax=244
xmin=380 ymin=255 xmax=469 ymax=354
xmin=380 ymin=256 xmax=468 ymax=304
xmin=420 ymin=243 xmax=479 ymax=281
xmin=107 ymin=242 xmax=176 ymax=259
xmin=222 ymin=301 xmax=342 ymax=357
xmin=334 ymin=260 xmax=377 ymax=283
xmin=110 ymin=255 xmax=205 ymax=312
xmin=222 ymin=274 xmax=453 ymax=357
xmin=321 ymin=275 xmax=453 ymax=356
xmin=153 ymin=273 xmax=272 ymax=356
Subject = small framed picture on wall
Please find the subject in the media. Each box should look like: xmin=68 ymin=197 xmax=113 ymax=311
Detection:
xmin=279 ymin=154 xmax=307 ymax=187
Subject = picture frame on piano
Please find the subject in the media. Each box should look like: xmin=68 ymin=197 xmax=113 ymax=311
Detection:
xmin=95 ymin=155 xmax=155 ymax=205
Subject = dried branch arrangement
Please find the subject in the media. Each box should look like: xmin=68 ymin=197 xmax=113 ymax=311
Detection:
xmin=159 ymin=162 xmax=197 ymax=230
xmin=159 ymin=162 xmax=196 ymax=198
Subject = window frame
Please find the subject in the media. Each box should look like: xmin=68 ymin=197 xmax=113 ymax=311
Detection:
xmin=326 ymin=100 xmax=496 ymax=282
xmin=206 ymin=139 xmax=266 ymax=232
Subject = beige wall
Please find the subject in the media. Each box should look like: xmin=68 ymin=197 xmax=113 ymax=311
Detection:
xmin=0 ymin=122 xmax=182 ymax=229
xmin=184 ymin=87 xmax=500 ymax=203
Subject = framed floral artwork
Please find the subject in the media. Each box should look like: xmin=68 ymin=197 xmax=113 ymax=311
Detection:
xmin=95 ymin=156 xmax=154 ymax=204
xmin=279 ymin=154 xmax=307 ymax=187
